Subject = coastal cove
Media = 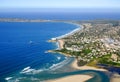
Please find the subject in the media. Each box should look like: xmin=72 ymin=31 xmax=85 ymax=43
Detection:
xmin=0 ymin=21 xmax=77 ymax=82
xmin=1 ymin=0 xmax=120 ymax=81
xmin=46 ymin=22 xmax=110 ymax=82
xmin=46 ymin=19 xmax=120 ymax=82
xmin=0 ymin=19 xmax=119 ymax=82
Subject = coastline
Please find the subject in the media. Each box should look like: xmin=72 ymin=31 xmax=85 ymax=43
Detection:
xmin=55 ymin=22 xmax=82 ymax=39
xmin=53 ymin=22 xmax=111 ymax=72
xmin=110 ymin=73 xmax=120 ymax=82
xmin=47 ymin=21 xmax=120 ymax=82
xmin=46 ymin=59 xmax=107 ymax=82
xmin=47 ymin=22 xmax=107 ymax=82
xmin=57 ymin=39 xmax=64 ymax=49
xmin=47 ymin=74 xmax=93 ymax=82
xmin=71 ymin=59 xmax=107 ymax=71
xmin=1 ymin=18 xmax=120 ymax=82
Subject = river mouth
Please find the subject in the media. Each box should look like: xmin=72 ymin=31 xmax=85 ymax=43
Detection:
xmin=0 ymin=21 xmax=109 ymax=82
xmin=5 ymin=58 xmax=110 ymax=82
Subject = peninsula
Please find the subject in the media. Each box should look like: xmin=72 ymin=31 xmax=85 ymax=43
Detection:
xmin=1 ymin=18 xmax=120 ymax=67
xmin=51 ymin=20 xmax=120 ymax=68
xmin=47 ymin=20 xmax=120 ymax=82
xmin=1 ymin=18 xmax=120 ymax=81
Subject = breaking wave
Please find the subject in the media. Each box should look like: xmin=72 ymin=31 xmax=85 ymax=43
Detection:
xmin=5 ymin=57 xmax=73 ymax=82
xmin=57 ymin=56 xmax=61 ymax=60
xmin=49 ymin=57 xmax=71 ymax=70
xmin=5 ymin=77 xmax=13 ymax=81
xmin=20 ymin=66 xmax=46 ymax=75
xmin=19 ymin=57 xmax=71 ymax=75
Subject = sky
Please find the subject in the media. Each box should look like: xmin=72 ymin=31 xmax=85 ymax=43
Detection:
xmin=0 ymin=0 xmax=120 ymax=12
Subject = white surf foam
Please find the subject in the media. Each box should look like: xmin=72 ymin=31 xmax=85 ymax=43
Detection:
xmin=55 ymin=26 xmax=81 ymax=39
xmin=49 ymin=57 xmax=71 ymax=70
xmin=57 ymin=56 xmax=61 ymax=60
xmin=20 ymin=57 xmax=71 ymax=74
xmin=5 ymin=77 xmax=13 ymax=81
xmin=22 ymin=66 xmax=30 ymax=72
xmin=56 ymin=42 xmax=59 ymax=49
xmin=20 ymin=66 xmax=44 ymax=75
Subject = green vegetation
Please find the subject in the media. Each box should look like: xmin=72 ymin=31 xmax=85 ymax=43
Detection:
xmin=98 ymin=54 xmax=120 ymax=67
xmin=54 ymin=20 xmax=120 ymax=67
xmin=82 ymin=49 xmax=92 ymax=55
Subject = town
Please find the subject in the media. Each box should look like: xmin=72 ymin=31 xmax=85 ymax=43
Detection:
xmin=54 ymin=20 xmax=120 ymax=67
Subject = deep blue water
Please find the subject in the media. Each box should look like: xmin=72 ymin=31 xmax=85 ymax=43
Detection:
xmin=0 ymin=22 xmax=77 ymax=82
xmin=0 ymin=12 xmax=120 ymax=20
xmin=0 ymin=12 xmax=116 ymax=82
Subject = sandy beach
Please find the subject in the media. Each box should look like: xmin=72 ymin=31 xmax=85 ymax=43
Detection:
xmin=72 ymin=59 xmax=107 ymax=71
xmin=110 ymin=73 xmax=120 ymax=82
xmin=48 ymin=75 xmax=92 ymax=82
xmin=48 ymin=39 xmax=120 ymax=82
xmin=46 ymin=38 xmax=108 ymax=82
xmin=47 ymin=59 xmax=108 ymax=82
xmin=58 ymin=39 xmax=64 ymax=49
xmin=47 ymin=24 xmax=116 ymax=82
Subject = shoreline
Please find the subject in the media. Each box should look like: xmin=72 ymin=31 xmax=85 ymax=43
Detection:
xmin=46 ymin=59 xmax=107 ymax=82
xmin=54 ymin=22 xmax=82 ymax=39
xmin=49 ymin=21 xmax=108 ymax=70
xmin=57 ymin=39 xmax=64 ymax=49
xmin=48 ymin=21 xmax=120 ymax=82
xmin=47 ymin=74 xmax=93 ymax=82
xmin=71 ymin=59 xmax=107 ymax=71
xmin=1 ymin=18 xmax=120 ymax=82
xmin=47 ymin=22 xmax=108 ymax=82
xmin=110 ymin=73 xmax=120 ymax=82
xmin=54 ymin=22 xmax=109 ymax=72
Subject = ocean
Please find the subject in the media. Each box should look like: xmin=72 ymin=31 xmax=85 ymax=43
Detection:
xmin=0 ymin=12 xmax=118 ymax=82
xmin=0 ymin=12 xmax=120 ymax=20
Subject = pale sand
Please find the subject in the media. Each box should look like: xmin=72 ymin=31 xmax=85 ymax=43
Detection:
xmin=72 ymin=59 xmax=107 ymax=71
xmin=110 ymin=73 xmax=120 ymax=82
xmin=58 ymin=39 xmax=64 ymax=49
xmin=48 ymin=75 xmax=92 ymax=82
xmin=47 ymin=59 xmax=108 ymax=82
